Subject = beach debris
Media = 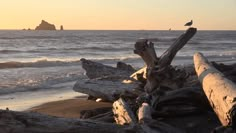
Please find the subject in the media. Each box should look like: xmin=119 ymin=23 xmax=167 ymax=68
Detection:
xmin=73 ymin=27 xmax=236 ymax=132
xmin=134 ymin=27 xmax=197 ymax=94
xmin=194 ymin=52 xmax=236 ymax=129
xmin=80 ymin=58 xmax=135 ymax=79
xmin=0 ymin=110 xmax=129 ymax=133
xmin=73 ymin=77 xmax=139 ymax=102
xmin=74 ymin=59 xmax=139 ymax=101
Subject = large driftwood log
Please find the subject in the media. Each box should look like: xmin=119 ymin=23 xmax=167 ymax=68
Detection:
xmin=158 ymin=28 xmax=197 ymax=68
xmin=194 ymin=52 xmax=236 ymax=127
xmin=134 ymin=28 xmax=197 ymax=93
xmin=0 ymin=110 xmax=129 ymax=133
xmin=0 ymin=109 xmax=184 ymax=133
xmin=80 ymin=58 xmax=135 ymax=79
xmin=73 ymin=77 xmax=139 ymax=102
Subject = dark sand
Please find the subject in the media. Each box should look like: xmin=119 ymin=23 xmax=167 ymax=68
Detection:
xmin=29 ymin=98 xmax=112 ymax=118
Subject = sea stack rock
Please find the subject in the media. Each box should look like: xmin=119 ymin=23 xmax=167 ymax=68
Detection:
xmin=60 ymin=25 xmax=64 ymax=30
xmin=35 ymin=20 xmax=56 ymax=30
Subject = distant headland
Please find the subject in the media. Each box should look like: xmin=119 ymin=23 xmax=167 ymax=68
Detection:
xmin=23 ymin=20 xmax=64 ymax=30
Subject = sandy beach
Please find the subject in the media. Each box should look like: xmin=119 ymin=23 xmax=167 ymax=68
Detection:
xmin=28 ymin=98 xmax=112 ymax=118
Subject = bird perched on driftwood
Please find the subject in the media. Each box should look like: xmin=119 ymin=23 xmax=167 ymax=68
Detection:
xmin=184 ymin=20 xmax=193 ymax=27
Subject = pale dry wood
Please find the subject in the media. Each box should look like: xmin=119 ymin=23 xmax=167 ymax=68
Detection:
xmin=138 ymin=103 xmax=152 ymax=124
xmin=134 ymin=39 xmax=159 ymax=67
xmin=112 ymin=98 xmax=138 ymax=125
xmin=194 ymin=52 xmax=236 ymax=126
xmin=130 ymin=66 xmax=147 ymax=80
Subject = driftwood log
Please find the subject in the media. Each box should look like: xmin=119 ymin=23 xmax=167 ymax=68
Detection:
xmin=134 ymin=28 xmax=197 ymax=93
xmin=74 ymin=59 xmax=139 ymax=101
xmin=73 ymin=77 xmax=139 ymax=102
xmin=0 ymin=109 xmax=185 ymax=133
xmin=194 ymin=52 xmax=236 ymax=128
xmin=80 ymin=58 xmax=135 ymax=79
xmin=0 ymin=110 xmax=129 ymax=133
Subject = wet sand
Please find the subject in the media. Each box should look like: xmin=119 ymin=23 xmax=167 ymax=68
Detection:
xmin=29 ymin=98 xmax=112 ymax=118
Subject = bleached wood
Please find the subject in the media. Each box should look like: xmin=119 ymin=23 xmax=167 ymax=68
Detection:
xmin=112 ymin=98 xmax=137 ymax=125
xmin=138 ymin=103 xmax=152 ymax=123
xmin=194 ymin=52 xmax=236 ymax=126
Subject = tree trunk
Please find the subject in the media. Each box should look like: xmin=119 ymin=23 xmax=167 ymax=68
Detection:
xmin=0 ymin=110 xmax=128 ymax=133
xmin=134 ymin=39 xmax=159 ymax=67
xmin=73 ymin=78 xmax=139 ymax=102
xmin=80 ymin=58 xmax=135 ymax=79
xmin=158 ymin=28 xmax=197 ymax=69
xmin=194 ymin=52 xmax=236 ymax=127
xmin=134 ymin=28 xmax=197 ymax=93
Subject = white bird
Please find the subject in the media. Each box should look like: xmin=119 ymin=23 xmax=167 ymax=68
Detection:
xmin=184 ymin=20 xmax=193 ymax=27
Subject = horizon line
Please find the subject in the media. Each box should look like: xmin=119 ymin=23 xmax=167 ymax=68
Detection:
xmin=0 ymin=28 xmax=236 ymax=31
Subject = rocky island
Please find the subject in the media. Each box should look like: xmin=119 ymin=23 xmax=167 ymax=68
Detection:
xmin=60 ymin=25 xmax=64 ymax=30
xmin=35 ymin=20 xmax=56 ymax=30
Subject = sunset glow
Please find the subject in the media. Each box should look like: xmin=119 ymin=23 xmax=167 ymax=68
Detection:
xmin=0 ymin=0 xmax=236 ymax=30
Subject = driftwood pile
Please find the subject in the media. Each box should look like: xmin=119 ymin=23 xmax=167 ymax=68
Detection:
xmin=0 ymin=27 xmax=236 ymax=133
xmin=74 ymin=27 xmax=236 ymax=132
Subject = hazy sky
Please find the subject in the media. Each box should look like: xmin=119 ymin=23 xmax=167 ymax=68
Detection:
xmin=0 ymin=0 xmax=236 ymax=30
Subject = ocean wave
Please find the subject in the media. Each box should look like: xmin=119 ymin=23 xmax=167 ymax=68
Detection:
xmin=0 ymin=50 xmax=22 ymax=53
xmin=0 ymin=56 xmax=142 ymax=69
xmin=0 ymin=49 xmax=42 ymax=54
xmin=0 ymin=58 xmax=81 ymax=69
xmin=0 ymin=67 xmax=85 ymax=95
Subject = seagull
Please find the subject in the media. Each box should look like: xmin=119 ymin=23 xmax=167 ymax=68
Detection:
xmin=184 ymin=20 xmax=193 ymax=27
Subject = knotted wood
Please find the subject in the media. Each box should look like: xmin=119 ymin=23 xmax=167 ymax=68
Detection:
xmin=134 ymin=28 xmax=197 ymax=93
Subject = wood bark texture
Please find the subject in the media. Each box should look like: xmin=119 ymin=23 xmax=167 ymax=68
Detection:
xmin=194 ymin=52 xmax=236 ymax=126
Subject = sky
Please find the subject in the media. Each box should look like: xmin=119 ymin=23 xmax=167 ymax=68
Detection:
xmin=0 ymin=0 xmax=236 ymax=30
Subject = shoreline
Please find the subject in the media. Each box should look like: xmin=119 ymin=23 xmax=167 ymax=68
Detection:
xmin=28 ymin=98 xmax=112 ymax=118
xmin=0 ymin=86 xmax=87 ymax=111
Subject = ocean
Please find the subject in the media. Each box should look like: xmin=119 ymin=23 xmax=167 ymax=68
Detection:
xmin=0 ymin=30 xmax=235 ymax=110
